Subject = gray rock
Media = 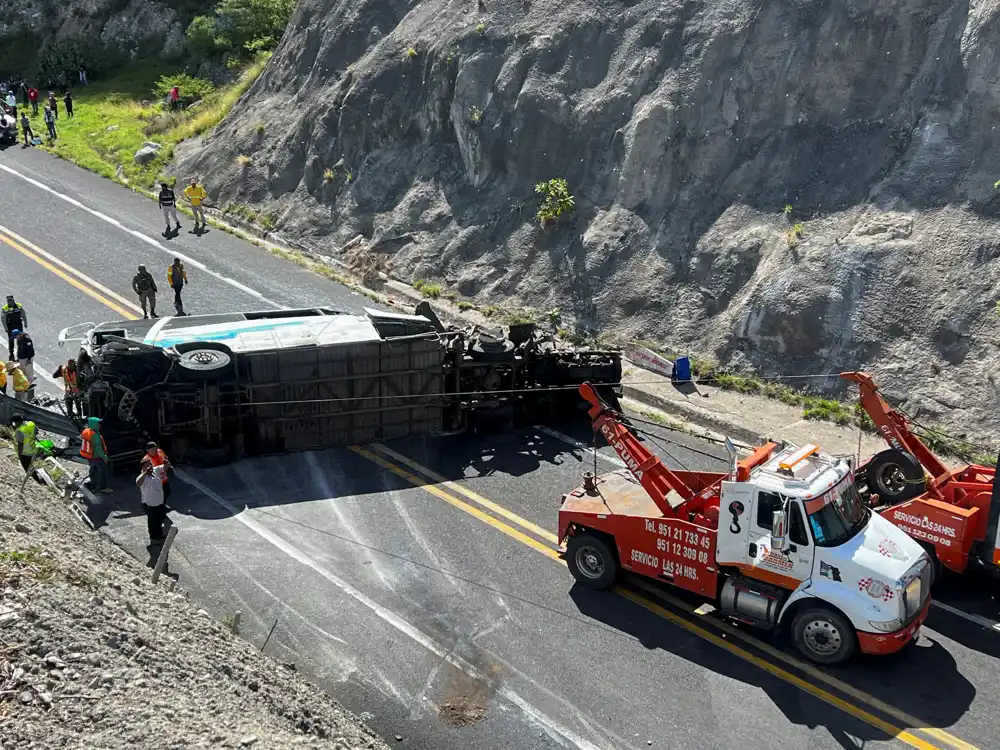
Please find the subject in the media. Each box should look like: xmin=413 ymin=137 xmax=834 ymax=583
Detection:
xmin=134 ymin=146 xmax=160 ymax=165
xmin=171 ymin=0 xmax=1000 ymax=443
xmin=14 ymin=523 xmax=31 ymax=533
xmin=239 ymin=737 xmax=258 ymax=747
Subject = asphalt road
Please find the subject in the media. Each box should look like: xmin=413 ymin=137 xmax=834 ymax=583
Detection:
xmin=3 ymin=147 xmax=1000 ymax=750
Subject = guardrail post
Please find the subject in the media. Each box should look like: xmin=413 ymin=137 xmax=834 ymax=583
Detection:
xmin=151 ymin=526 xmax=178 ymax=584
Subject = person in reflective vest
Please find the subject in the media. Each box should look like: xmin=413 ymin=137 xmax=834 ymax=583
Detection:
xmin=80 ymin=416 xmax=113 ymax=494
xmin=166 ymin=258 xmax=188 ymax=315
xmin=9 ymin=362 xmax=30 ymax=402
xmin=11 ymin=414 xmax=36 ymax=473
xmin=53 ymin=359 xmax=82 ymax=419
xmin=0 ymin=361 xmax=7 ymax=396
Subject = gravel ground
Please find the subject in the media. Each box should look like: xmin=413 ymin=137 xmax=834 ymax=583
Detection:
xmin=0 ymin=447 xmax=389 ymax=750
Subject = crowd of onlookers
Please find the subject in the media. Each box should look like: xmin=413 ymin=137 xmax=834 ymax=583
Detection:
xmin=0 ymin=67 xmax=87 ymax=144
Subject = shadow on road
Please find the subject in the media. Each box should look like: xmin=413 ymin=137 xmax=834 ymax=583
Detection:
xmin=569 ymin=582 xmax=976 ymax=748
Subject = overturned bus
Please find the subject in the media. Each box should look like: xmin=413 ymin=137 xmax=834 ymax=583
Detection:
xmin=57 ymin=305 xmax=622 ymax=465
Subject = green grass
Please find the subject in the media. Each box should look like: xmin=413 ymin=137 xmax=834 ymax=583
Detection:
xmin=456 ymin=300 xmax=476 ymax=311
xmin=38 ymin=54 xmax=270 ymax=191
xmin=412 ymin=279 xmax=442 ymax=299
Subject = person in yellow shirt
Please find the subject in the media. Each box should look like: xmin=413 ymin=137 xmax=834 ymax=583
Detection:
xmin=0 ymin=361 xmax=7 ymax=396
xmin=183 ymin=177 xmax=208 ymax=232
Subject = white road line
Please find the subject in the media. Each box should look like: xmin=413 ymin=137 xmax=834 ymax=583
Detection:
xmin=0 ymin=223 xmax=143 ymax=312
xmin=0 ymin=163 xmax=287 ymax=311
xmin=534 ymin=424 xmax=625 ymax=469
xmin=174 ymin=469 xmax=605 ymax=750
xmin=931 ymin=600 xmax=1000 ymax=632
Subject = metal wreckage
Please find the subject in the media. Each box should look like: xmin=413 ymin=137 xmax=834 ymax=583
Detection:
xmin=4 ymin=303 xmax=622 ymax=466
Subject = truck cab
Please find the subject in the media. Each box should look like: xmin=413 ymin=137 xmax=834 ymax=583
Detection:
xmin=714 ymin=444 xmax=932 ymax=660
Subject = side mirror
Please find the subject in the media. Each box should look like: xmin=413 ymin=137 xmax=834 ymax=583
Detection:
xmin=770 ymin=509 xmax=789 ymax=553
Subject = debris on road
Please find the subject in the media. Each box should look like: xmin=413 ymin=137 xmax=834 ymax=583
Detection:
xmin=0 ymin=449 xmax=388 ymax=750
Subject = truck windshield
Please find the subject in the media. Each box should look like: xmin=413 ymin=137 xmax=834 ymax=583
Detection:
xmin=804 ymin=476 xmax=868 ymax=547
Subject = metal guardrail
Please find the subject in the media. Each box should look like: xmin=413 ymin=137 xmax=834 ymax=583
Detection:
xmin=0 ymin=392 xmax=79 ymax=439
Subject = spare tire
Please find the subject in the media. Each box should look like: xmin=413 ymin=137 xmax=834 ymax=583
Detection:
xmin=469 ymin=336 xmax=516 ymax=362
xmin=174 ymin=341 xmax=234 ymax=380
xmin=865 ymin=449 xmax=924 ymax=503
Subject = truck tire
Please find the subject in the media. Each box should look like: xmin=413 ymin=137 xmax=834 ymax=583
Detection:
xmin=791 ymin=606 xmax=856 ymax=665
xmin=566 ymin=533 xmax=619 ymax=590
xmin=865 ymin=449 xmax=924 ymax=503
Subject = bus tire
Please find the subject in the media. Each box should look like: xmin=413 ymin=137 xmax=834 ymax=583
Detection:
xmin=791 ymin=606 xmax=856 ymax=665
xmin=566 ymin=532 xmax=619 ymax=590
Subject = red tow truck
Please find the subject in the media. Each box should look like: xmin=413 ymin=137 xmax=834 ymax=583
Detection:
xmin=844 ymin=371 xmax=1000 ymax=578
xmin=558 ymin=383 xmax=933 ymax=664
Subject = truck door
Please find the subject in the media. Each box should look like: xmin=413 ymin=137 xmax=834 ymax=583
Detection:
xmin=746 ymin=492 xmax=814 ymax=587
xmin=715 ymin=481 xmax=753 ymax=566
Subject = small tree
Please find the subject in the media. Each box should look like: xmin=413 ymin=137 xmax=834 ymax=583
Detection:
xmin=535 ymin=178 xmax=574 ymax=226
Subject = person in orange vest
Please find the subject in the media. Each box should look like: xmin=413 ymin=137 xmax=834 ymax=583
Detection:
xmin=53 ymin=358 xmax=82 ymax=419
xmin=0 ymin=361 xmax=7 ymax=396
xmin=80 ymin=417 xmax=113 ymax=494
xmin=145 ymin=441 xmax=173 ymax=500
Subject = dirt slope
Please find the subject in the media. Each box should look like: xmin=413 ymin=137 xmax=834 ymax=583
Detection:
xmin=174 ymin=0 xmax=1000 ymax=442
xmin=0 ymin=449 xmax=388 ymax=750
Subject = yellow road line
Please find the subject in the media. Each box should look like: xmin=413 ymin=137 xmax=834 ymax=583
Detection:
xmin=349 ymin=446 xmax=563 ymax=562
xmin=355 ymin=446 xmax=971 ymax=750
xmin=371 ymin=443 xmax=561 ymax=545
xmin=615 ymin=588 xmax=940 ymax=750
xmin=0 ymin=230 xmax=139 ymax=320
xmin=0 ymin=223 xmax=143 ymax=314
xmin=629 ymin=578 xmax=978 ymax=750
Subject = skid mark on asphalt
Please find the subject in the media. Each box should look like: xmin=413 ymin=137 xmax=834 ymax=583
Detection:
xmin=0 ymin=163 xmax=287 ymax=310
xmin=175 ymin=468 xmax=609 ymax=750
xmin=356 ymin=446 xmax=972 ymax=750
xmin=302 ymin=452 xmax=398 ymax=592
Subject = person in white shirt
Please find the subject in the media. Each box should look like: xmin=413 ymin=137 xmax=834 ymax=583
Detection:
xmin=5 ymin=90 xmax=16 ymax=118
xmin=136 ymin=458 xmax=167 ymax=542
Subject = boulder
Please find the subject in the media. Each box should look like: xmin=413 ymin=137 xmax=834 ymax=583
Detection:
xmin=133 ymin=146 xmax=159 ymax=165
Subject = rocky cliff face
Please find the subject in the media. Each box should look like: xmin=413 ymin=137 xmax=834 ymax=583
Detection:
xmin=0 ymin=0 xmax=186 ymax=69
xmin=175 ymin=0 xmax=1000 ymax=442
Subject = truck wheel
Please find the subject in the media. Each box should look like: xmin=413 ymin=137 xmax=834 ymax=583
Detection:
xmin=566 ymin=533 xmax=619 ymax=590
xmin=791 ymin=607 xmax=856 ymax=665
xmin=866 ymin=449 xmax=924 ymax=503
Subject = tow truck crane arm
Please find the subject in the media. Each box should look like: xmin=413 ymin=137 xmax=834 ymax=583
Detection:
xmin=579 ymin=382 xmax=777 ymax=519
xmin=580 ymin=382 xmax=696 ymax=517
xmin=840 ymin=371 xmax=948 ymax=479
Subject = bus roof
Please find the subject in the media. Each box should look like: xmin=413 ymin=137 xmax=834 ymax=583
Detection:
xmin=91 ymin=307 xmax=436 ymax=353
